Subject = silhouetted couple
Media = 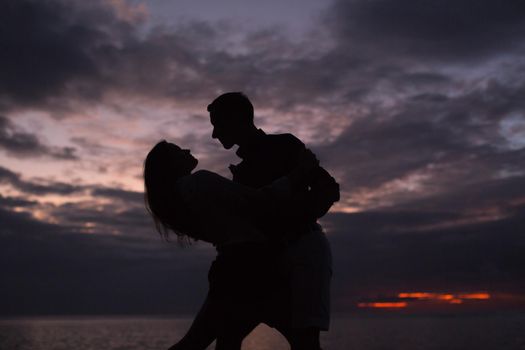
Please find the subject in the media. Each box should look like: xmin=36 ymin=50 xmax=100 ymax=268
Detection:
xmin=144 ymin=92 xmax=339 ymax=350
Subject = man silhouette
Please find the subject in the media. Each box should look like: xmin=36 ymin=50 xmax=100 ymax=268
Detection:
xmin=208 ymin=92 xmax=339 ymax=350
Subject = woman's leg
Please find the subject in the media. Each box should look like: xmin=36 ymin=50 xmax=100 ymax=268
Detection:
xmin=278 ymin=326 xmax=321 ymax=350
xmin=168 ymin=294 xmax=257 ymax=350
xmin=215 ymin=319 xmax=259 ymax=350
xmin=168 ymin=295 xmax=217 ymax=350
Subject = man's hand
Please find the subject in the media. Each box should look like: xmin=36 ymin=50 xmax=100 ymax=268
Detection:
xmin=308 ymin=167 xmax=340 ymax=218
xmin=288 ymin=148 xmax=320 ymax=187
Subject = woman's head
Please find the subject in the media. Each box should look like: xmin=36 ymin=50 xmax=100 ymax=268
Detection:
xmin=143 ymin=140 xmax=198 ymax=240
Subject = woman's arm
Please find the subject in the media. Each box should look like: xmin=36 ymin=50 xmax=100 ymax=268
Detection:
xmin=177 ymin=150 xmax=323 ymax=243
xmin=229 ymin=149 xmax=322 ymax=230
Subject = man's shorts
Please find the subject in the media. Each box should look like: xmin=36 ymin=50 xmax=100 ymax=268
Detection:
xmin=285 ymin=224 xmax=332 ymax=331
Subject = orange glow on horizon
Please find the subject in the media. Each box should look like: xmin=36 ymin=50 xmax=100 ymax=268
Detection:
xmin=358 ymin=291 xmax=493 ymax=309
xmin=397 ymin=291 xmax=491 ymax=304
xmin=458 ymin=293 xmax=491 ymax=300
xmin=398 ymin=292 xmax=433 ymax=298
xmin=438 ymin=294 xmax=454 ymax=301
xmin=358 ymin=302 xmax=407 ymax=309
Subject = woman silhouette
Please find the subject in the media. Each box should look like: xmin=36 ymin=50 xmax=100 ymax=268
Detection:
xmin=144 ymin=140 xmax=320 ymax=350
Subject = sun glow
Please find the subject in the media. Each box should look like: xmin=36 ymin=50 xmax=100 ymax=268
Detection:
xmin=358 ymin=292 xmax=491 ymax=309
xmin=458 ymin=293 xmax=491 ymax=300
xmin=358 ymin=302 xmax=407 ymax=308
xmin=397 ymin=292 xmax=491 ymax=303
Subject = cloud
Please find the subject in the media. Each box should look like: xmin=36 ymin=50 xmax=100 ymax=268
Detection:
xmin=0 ymin=194 xmax=38 ymax=209
xmin=50 ymin=200 xmax=152 ymax=238
xmin=326 ymin=207 xmax=525 ymax=307
xmin=315 ymin=76 xmax=525 ymax=211
xmin=0 ymin=205 xmax=214 ymax=315
xmin=2 ymin=0 xmax=525 ymax=121
xmin=0 ymin=164 xmax=153 ymax=237
xmin=326 ymin=0 xmax=525 ymax=62
xmin=0 ymin=165 xmax=85 ymax=195
xmin=0 ymin=0 xmax=231 ymax=113
xmin=1 ymin=0 xmax=103 ymax=112
xmin=92 ymin=187 xmax=144 ymax=203
xmin=0 ymin=115 xmax=78 ymax=159
xmin=0 ymin=0 xmax=378 ymax=118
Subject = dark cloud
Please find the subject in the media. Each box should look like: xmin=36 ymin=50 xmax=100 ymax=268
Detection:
xmin=394 ymin=174 xmax=525 ymax=215
xmin=0 ymin=205 xmax=214 ymax=315
xmin=0 ymin=163 xmax=153 ymax=237
xmin=0 ymin=0 xmax=379 ymax=115
xmin=0 ymin=0 xmax=239 ymax=113
xmin=0 ymin=194 xmax=38 ymax=209
xmin=91 ymin=187 xmax=144 ymax=203
xmin=326 ymin=207 xmax=525 ymax=308
xmin=0 ymin=164 xmax=153 ymax=236
xmin=326 ymin=0 xmax=525 ymax=61
xmin=0 ymin=0 xmax=143 ymax=112
xmin=0 ymin=165 xmax=85 ymax=195
xmin=2 ymin=0 xmax=525 ymax=117
xmin=316 ymin=77 xmax=525 ymax=211
xmin=51 ymin=201 xmax=153 ymax=238
xmin=0 ymin=115 xmax=78 ymax=159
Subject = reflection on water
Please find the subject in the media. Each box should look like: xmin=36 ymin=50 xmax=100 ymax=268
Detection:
xmin=1 ymin=314 xmax=524 ymax=350
xmin=0 ymin=317 xmax=289 ymax=350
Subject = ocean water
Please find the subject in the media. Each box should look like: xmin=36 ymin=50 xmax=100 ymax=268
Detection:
xmin=1 ymin=314 xmax=524 ymax=350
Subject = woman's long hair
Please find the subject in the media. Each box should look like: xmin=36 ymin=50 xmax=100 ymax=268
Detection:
xmin=143 ymin=141 xmax=191 ymax=242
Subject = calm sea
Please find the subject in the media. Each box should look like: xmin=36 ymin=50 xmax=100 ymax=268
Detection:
xmin=1 ymin=314 xmax=524 ymax=350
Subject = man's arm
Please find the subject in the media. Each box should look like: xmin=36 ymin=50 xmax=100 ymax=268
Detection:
xmin=273 ymin=134 xmax=340 ymax=222
xmin=249 ymin=149 xmax=340 ymax=240
xmin=307 ymin=165 xmax=340 ymax=219
xmin=210 ymin=151 xmax=323 ymax=232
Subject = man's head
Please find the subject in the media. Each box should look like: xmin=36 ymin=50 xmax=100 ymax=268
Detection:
xmin=207 ymin=92 xmax=254 ymax=149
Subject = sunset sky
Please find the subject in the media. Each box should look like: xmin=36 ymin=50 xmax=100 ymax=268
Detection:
xmin=1 ymin=0 xmax=525 ymax=315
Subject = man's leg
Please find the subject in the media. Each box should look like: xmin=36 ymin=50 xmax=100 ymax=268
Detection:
xmin=278 ymin=326 xmax=321 ymax=350
xmin=277 ymin=227 xmax=332 ymax=350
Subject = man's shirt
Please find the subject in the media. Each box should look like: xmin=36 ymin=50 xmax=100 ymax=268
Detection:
xmin=230 ymin=129 xmax=340 ymax=240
